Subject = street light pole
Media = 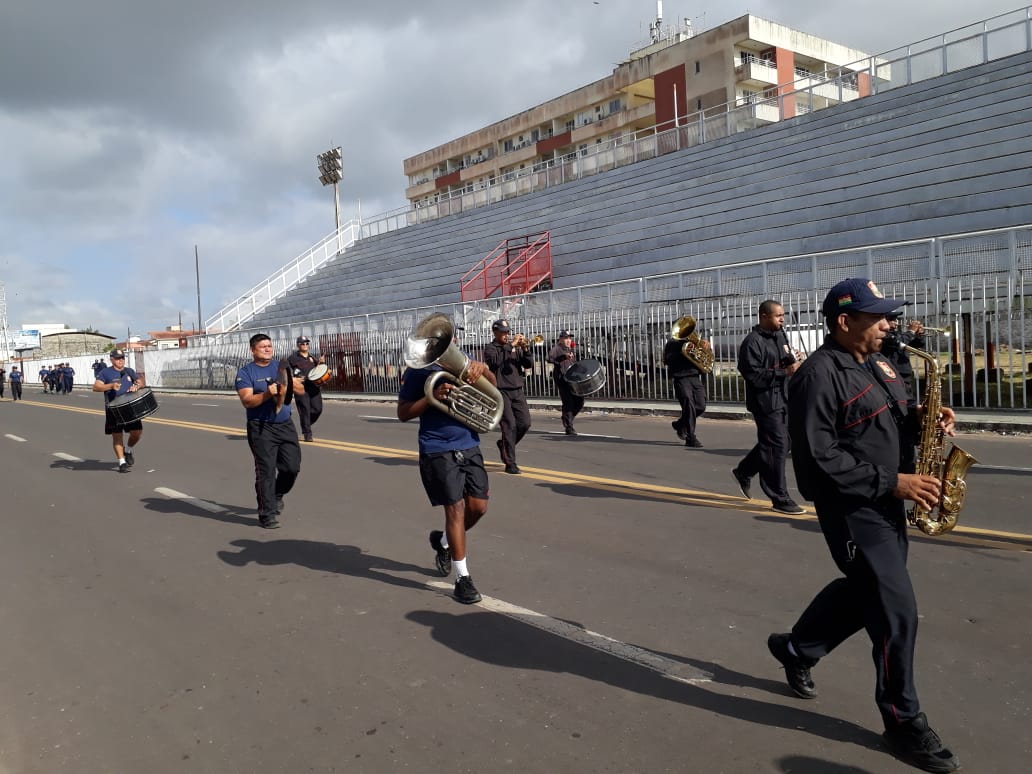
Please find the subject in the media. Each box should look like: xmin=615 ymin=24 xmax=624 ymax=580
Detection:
xmin=317 ymin=146 xmax=344 ymax=252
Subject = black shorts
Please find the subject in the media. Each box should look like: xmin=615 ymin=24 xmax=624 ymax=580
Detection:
xmin=419 ymin=446 xmax=489 ymax=507
xmin=105 ymin=410 xmax=143 ymax=435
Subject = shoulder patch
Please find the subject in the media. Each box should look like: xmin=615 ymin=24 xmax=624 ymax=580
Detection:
xmin=876 ymin=361 xmax=897 ymax=379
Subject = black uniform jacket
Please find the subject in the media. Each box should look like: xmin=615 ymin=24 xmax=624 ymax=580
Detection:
xmin=547 ymin=343 xmax=576 ymax=380
xmin=483 ymin=341 xmax=533 ymax=390
xmin=788 ymin=336 xmax=919 ymax=506
xmin=287 ymin=351 xmax=320 ymax=395
xmin=737 ymin=325 xmax=794 ymax=414
xmin=662 ymin=339 xmax=703 ymax=379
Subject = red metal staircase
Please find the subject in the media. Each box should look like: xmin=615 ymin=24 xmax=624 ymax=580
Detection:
xmin=460 ymin=231 xmax=553 ymax=302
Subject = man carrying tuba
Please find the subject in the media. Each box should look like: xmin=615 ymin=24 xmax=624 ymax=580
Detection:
xmin=664 ymin=316 xmax=709 ymax=448
xmin=398 ymin=321 xmax=498 ymax=605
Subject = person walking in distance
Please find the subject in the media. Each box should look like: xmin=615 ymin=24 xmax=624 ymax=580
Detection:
xmin=235 ymin=334 xmax=304 ymax=529
xmin=547 ymin=330 xmax=584 ymax=435
xmin=8 ymin=366 xmax=23 ymax=401
xmin=483 ymin=319 xmax=533 ymax=474
xmin=93 ymin=350 xmax=145 ymax=473
xmin=663 ymin=327 xmax=707 ymax=448
xmin=732 ymin=300 xmax=805 ymax=514
xmin=397 ymin=328 xmax=497 ymax=605
xmin=769 ymin=278 xmax=960 ymax=773
xmin=287 ymin=335 xmax=324 ymax=442
xmin=0 ymin=364 xmax=6 ymax=399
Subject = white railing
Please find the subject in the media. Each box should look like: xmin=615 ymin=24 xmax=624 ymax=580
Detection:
xmin=205 ymin=219 xmax=363 ymax=333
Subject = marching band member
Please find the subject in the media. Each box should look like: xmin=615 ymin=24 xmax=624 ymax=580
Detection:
xmin=547 ymin=330 xmax=583 ymax=436
xmin=771 ymin=278 xmax=959 ymax=773
xmin=882 ymin=315 xmax=927 ymax=399
xmin=484 ymin=319 xmax=533 ymax=474
xmin=397 ymin=333 xmax=497 ymax=605
xmin=287 ymin=335 xmax=324 ymax=442
xmin=663 ymin=328 xmax=707 ymax=448
xmin=93 ymin=350 xmax=144 ymax=474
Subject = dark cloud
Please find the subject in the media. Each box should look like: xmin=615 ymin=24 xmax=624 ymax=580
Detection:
xmin=0 ymin=0 xmax=1022 ymax=335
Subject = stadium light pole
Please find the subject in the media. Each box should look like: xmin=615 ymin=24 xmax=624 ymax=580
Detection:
xmin=317 ymin=146 xmax=344 ymax=252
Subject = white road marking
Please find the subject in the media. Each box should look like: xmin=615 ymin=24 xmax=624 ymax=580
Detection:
xmin=191 ymin=403 xmax=219 ymax=407
xmin=426 ymin=581 xmax=711 ymax=685
xmin=5 ymin=434 xmax=27 ymax=442
xmin=53 ymin=452 xmax=84 ymax=462
xmin=154 ymin=487 xmax=226 ymax=513
xmin=359 ymin=415 xmax=397 ymax=421
xmin=540 ymin=431 xmax=622 ymax=439
xmin=976 ymin=464 xmax=1032 ymax=473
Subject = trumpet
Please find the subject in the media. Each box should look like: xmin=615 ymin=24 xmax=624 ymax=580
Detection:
xmin=920 ymin=326 xmax=952 ymax=336
xmin=513 ymin=333 xmax=545 ymax=348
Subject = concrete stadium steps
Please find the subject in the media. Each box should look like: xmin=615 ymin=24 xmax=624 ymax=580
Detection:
xmin=245 ymin=50 xmax=1032 ymax=328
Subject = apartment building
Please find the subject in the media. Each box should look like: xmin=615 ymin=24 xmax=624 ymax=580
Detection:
xmin=403 ymin=14 xmax=872 ymax=209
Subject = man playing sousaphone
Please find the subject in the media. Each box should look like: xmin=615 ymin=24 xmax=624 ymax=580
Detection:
xmin=287 ymin=334 xmax=325 ymax=442
xmin=398 ymin=319 xmax=499 ymax=605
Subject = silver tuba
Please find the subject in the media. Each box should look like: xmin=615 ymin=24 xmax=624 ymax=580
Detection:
xmin=404 ymin=313 xmax=504 ymax=433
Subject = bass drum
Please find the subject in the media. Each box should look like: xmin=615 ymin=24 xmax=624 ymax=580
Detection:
xmin=563 ymin=358 xmax=606 ymax=396
xmin=107 ymin=387 xmax=159 ymax=427
xmin=306 ymin=363 xmax=332 ymax=385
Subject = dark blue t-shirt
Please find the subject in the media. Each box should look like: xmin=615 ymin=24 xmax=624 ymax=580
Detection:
xmin=398 ymin=366 xmax=480 ymax=454
xmin=235 ymin=361 xmax=292 ymax=423
xmin=97 ymin=366 xmax=138 ymax=403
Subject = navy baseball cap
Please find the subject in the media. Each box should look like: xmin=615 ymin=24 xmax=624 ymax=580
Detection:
xmin=110 ymin=349 xmax=126 ymax=359
xmin=491 ymin=319 xmax=511 ymax=332
xmin=557 ymin=329 xmax=574 ymax=338
xmin=296 ymin=336 xmax=310 ymax=344
xmin=821 ymin=278 xmax=909 ymax=318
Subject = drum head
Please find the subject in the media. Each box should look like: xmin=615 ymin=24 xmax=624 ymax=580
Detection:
xmin=307 ymin=363 xmax=331 ymax=385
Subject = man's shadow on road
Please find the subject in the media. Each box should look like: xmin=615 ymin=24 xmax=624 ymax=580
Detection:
xmin=140 ymin=496 xmax=258 ymax=528
xmin=216 ymin=539 xmax=437 ymax=592
xmin=405 ymin=608 xmax=885 ymax=753
xmin=50 ymin=458 xmax=121 ymax=473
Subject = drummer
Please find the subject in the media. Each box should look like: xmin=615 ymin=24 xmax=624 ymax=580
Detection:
xmin=286 ymin=335 xmax=324 ymax=442
xmin=547 ymin=330 xmax=583 ymax=435
xmin=93 ymin=349 xmax=144 ymax=474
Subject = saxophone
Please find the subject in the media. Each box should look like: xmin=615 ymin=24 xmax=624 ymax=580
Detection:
xmin=904 ymin=345 xmax=978 ymax=535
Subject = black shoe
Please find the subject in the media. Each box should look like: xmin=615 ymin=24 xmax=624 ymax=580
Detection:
xmin=429 ymin=530 xmax=451 ymax=577
xmin=732 ymin=468 xmax=751 ymax=499
xmin=504 ymin=464 xmax=521 ymax=475
xmin=685 ymin=438 xmax=704 ymax=448
xmin=454 ymin=575 xmax=482 ymax=604
xmin=276 ymin=497 xmax=285 ymax=514
xmin=303 ymin=434 xmax=313 ymax=442
xmin=767 ymin=633 xmax=818 ymax=699
xmin=259 ymin=516 xmax=280 ymax=529
xmin=118 ymin=462 xmax=130 ymax=474
xmin=773 ymin=500 xmax=806 ymax=515
xmin=672 ymin=421 xmax=688 ymax=441
xmin=125 ymin=449 xmax=135 ymax=467
xmin=565 ymin=427 xmax=577 ymax=436
xmin=883 ymin=713 xmax=960 ymax=773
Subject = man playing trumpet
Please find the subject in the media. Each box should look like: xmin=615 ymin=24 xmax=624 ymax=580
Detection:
xmin=484 ymin=319 xmax=533 ymax=474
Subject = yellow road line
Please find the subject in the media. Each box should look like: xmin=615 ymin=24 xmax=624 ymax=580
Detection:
xmin=20 ymin=398 xmax=1032 ymax=551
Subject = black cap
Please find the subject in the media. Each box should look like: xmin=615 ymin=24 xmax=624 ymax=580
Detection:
xmin=297 ymin=336 xmax=310 ymax=344
xmin=557 ymin=329 xmax=574 ymax=338
xmin=110 ymin=349 xmax=126 ymax=359
xmin=491 ymin=319 xmax=511 ymax=332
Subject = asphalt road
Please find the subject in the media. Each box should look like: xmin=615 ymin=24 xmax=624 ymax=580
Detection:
xmin=1 ymin=390 xmax=1029 ymax=774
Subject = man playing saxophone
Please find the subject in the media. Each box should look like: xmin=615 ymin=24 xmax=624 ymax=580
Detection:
xmin=769 ymin=278 xmax=960 ymax=773
xmin=398 ymin=335 xmax=498 ymax=605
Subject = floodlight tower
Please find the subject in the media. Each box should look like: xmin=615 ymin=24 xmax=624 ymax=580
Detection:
xmin=317 ymin=146 xmax=344 ymax=252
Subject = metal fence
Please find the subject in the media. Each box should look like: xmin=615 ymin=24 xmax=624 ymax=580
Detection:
xmin=126 ymin=225 xmax=1032 ymax=412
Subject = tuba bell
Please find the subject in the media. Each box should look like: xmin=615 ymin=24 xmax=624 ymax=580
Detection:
xmin=404 ymin=313 xmax=504 ymax=433
xmin=671 ymin=315 xmax=714 ymax=374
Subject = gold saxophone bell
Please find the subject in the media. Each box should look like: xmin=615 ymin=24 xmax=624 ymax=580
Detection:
xmin=404 ymin=313 xmax=504 ymax=433
xmin=671 ymin=315 xmax=714 ymax=374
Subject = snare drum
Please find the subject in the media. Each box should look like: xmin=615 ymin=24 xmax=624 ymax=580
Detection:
xmin=107 ymin=387 xmax=159 ymax=427
xmin=563 ymin=358 xmax=606 ymax=396
xmin=306 ymin=363 xmax=331 ymax=386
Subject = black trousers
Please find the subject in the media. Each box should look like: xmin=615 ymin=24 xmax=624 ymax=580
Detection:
xmin=498 ymin=388 xmax=531 ymax=465
xmin=246 ymin=419 xmax=302 ymax=518
xmin=737 ymin=407 xmax=791 ymax=503
xmin=293 ymin=390 xmax=323 ymax=437
xmin=672 ymin=375 xmax=706 ymax=441
xmin=10 ymin=381 xmax=22 ymax=400
xmin=792 ymin=498 xmax=919 ymax=728
xmin=555 ymin=377 xmax=584 ymax=431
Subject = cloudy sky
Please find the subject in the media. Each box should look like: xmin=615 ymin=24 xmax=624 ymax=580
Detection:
xmin=0 ymin=0 xmax=1022 ymax=337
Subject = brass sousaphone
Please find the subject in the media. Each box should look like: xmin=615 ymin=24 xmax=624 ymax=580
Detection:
xmin=671 ymin=315 xmax=714 ymax=374
xmin=404 ymin=313 xmax=504 ymax=433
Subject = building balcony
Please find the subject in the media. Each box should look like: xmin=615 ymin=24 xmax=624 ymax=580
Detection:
xmin=735 ymin=57 xmax=778 ymax=86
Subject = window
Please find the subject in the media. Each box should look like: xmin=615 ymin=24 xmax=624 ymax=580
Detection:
xmin=503 ymin=139 xmax=514 ymax=152
xmin=565 ymin=119 xmax=575 ymax=131
xmin=609 ymin=99 xmax=621 ymax=113
xmin=695 ymin=61 xmax=700 ymax=73
xmin=697 ymin=99 xmax=702 ymax=110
